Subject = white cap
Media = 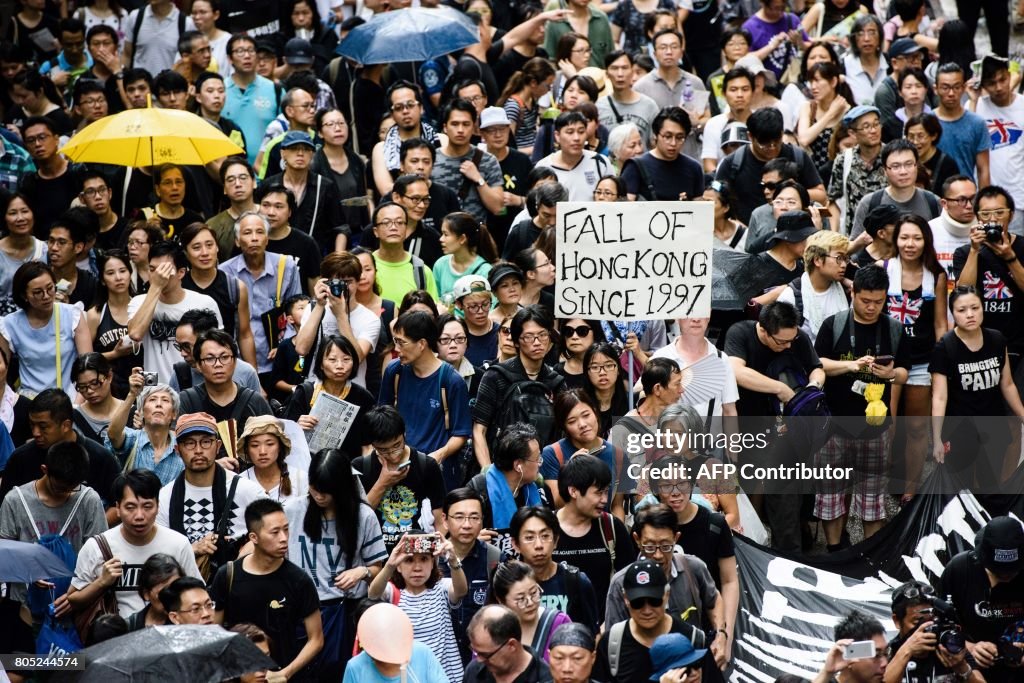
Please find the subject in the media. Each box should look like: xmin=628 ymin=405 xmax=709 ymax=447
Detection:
xmin=479 ymin=106 xmax=512 ymax=129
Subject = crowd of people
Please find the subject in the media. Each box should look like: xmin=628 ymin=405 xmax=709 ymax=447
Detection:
xmin=0 ymin=0 xmax=1022 ymax=680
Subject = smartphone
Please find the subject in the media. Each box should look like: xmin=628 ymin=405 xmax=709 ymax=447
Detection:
xmin=397 ymin=459 xmax=412 ymax=471
xmin=401 ymin=534 xmax=438 ymax=555
xmin=844 ymin=641 xmax=876 ymax=660
xmin=874 ymin=355 xmax=894 ymax=365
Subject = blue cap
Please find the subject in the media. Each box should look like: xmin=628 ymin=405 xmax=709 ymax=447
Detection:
xmin=843 ymin=105 xmax=880 ymax=127
xmin=649 ymin=634 xmax=707 ymax=681
xmin=280 ymin=130 xmax=315 ymax=150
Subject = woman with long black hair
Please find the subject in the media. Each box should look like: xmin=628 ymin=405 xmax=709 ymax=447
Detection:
xmin=88 ymin=249 xmax=137 ymax=397
xmin=582 ymin=341 xmax=632 ymax=439
xmin=285 ymin=448 xmax=386 ymax=680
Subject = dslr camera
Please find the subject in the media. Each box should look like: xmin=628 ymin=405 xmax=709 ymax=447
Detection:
xmin=984 ymin=223 xmax=1004 ymax=243
xmin=919 ymin=596 xmax=966 ymax=655
xmin=328 ymin=278 xmax=348 ymax=298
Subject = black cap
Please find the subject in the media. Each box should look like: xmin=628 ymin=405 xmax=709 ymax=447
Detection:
xmin=768 ymin=210 xmax=817 ymax=246
xmin=488 ymin=262 xmax=525 ymax=289
xmin=284 ymin=38 xmax=314 ymax=65
xmin=623 ymin=560 xmax=668 ymax=602
xmin=978 ymin=517 xmax=1024 ymax=574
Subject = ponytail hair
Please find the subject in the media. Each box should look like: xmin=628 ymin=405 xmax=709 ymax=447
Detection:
xmin=443 ymin=211 xmax=499 ymax=263
xmin=498 ymin=57 xmax=556 ymax=108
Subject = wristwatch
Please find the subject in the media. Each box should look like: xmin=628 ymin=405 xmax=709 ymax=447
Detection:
xmin=477 ymin=178 xmax=485 ymax=187
xmin=363 ymin=566 xmax=372 ymax=582
xmin=953 ymin=666 xmax=972 ymax=681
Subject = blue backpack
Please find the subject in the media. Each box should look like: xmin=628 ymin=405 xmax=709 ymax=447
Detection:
xmin=14 ymin=486 xmax=87 ymax=621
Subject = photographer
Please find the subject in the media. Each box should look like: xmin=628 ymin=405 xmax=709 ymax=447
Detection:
xmin=937 ymin=516 xmax=1024 ymax=683
xmin=884 ymin=580 xmax=983 ymax=683
xmin=812 ymin=610 xmax=889 ymax=683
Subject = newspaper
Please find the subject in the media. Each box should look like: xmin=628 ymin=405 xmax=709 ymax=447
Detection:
xmin=306 ymin=391 xmax=359 ymax=452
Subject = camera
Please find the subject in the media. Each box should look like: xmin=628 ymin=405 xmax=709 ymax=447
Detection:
xmin=984 ymin=223 xmax=1004 ymax=243
xmin=143 ymin=371 xmax=159 ymax=386
xmin=995 ymin=638 xmax=1024 ymax=665
xmin=328 ymin=278 xmax=348 ymax=298
xmin=920 ymin=597 xmax=966 ymax=655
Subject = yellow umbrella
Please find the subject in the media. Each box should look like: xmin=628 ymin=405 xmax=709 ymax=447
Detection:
xmin=60 ymin=102 xmax=244 ymax=167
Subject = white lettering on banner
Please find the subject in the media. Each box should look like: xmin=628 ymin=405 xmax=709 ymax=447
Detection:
xmin=555 ymin=201 xmax=714 ymax=321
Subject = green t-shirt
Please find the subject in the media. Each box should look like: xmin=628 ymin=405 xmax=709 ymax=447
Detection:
xmin=374 ymin=251 xmax=438 ymax=304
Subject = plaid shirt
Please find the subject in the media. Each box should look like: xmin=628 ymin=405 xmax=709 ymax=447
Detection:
xmin=827 ymin=147 xmax=886 ymax=234
xmin=0 ymin=137 xmax=34 ymax=193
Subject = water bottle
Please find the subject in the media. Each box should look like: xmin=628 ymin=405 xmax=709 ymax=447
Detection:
xmin=681 ymin=79 xmax=694 ymax=109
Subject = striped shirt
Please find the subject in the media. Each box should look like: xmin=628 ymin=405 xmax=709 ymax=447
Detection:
xmin=386 ymin=580 xmax=464 ymax=683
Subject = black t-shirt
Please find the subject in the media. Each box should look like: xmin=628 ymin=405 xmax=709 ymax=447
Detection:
xmin=95 ymin=216 xmax=130 ymax=253
xmin=489 ymin=149 xmax=534 ymax=248
xmin=551 ymin=515 xmax=635 ymax=608
xmin=264 ymin=171 xmax=346 ymax=246
xmin=716 ymin=145 xmax=822 ymax=224
xmin=269 ymin=227 xmax=321 ymax=289
xmin=216 ymin=0 xmax=283 ymax=36
xmin=593 ymin=614 xmax=693 ymax=683
xmin=156 ymin=207 xmax=205 ymax=242
xmin=888 ymin=282 xmax=937 ymax=365
xmin=724 ymin=320 xmax=822 ymax=420
xmin=502 ymin=218 xmax=542 ymax=261
xmin=677 ymin=506 xmax=735 ymax=589
xmin=67 ymin=268 xmax=98 ymax=309
xmin=493 ymin=48 xmax=550 ymax=92
xmin=952 ymin=239 xmax=1024 ymax=355
xmin=425 ymin=182 xmax=461 ymax=236
xmin=0 ymin=432 xmax=120 ymax=508
xmin=354 ymin=449 xmax=446 ymax=551
xmin=537 ymin=563 xmax=600 ymax=633
xmin=21 ymin=168 xmax=86 ymax=237
xmin=928 ymin=329 xmax=1008 ymax=418
xmin=814 ymin=313 xmax=910 ymax=435
xmin=452 ymin=54 xmax=499 ymax=105
xmin=621 ymin=153 xmax=705 ymax=201
xmin=553 ymin=362 xmax=586 ymax=391
xmin=885 ymin=632 xmax=967 ymax=683
xmin=464 ymin=647 xmax=552 ymax=683
xmin=209 ymin=558 xmax=319 ymax=670
xmin=746 ymin=252 xmax=804 ymax=302
xmin=937 ymin=550 xmax=1024 ymax=683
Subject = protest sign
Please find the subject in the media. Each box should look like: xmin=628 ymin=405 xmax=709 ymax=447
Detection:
xmin=555 ymin=201 xmax=714 ymax=321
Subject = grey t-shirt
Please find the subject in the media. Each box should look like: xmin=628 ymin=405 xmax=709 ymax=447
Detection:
xmin=431 ymin=149 xmax=502 ymax=225
xmin=604 ymin=550 xmax=718 ymax=627
xmin=0 ymin=483 xmax=107 ymax=602
xmin=168 ymin=358 xmax=262 ymax=393
xmin=597 ymin=93 xmax=661 ymax=146
xmin=850 ymin=188 xmax=941 ymax=239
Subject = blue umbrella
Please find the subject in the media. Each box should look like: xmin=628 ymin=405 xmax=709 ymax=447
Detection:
xmin=337 ymin=7 xmax=480 ymax=65
xmin=0 ymin=540 xmax=74 ymax=582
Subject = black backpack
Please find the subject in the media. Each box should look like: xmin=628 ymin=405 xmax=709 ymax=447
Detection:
xmin=488 ymin=364 xmax=558 ymax=447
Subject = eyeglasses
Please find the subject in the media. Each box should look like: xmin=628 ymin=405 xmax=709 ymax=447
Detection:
xmin=640 ymin=543 xmax=677 ymax=555
xmin=511 ymin=586 xmax=543 ymax=608
xmin=853 ymin=121 xmax=881 ymax=132
xmin=944 ymin=195 xmax=976 ymax=206
xmin=657 ymin=482 xmax=690 ymax=494
xmin=171 ymin=341 xmax=193 ymax=352
xmin=225 ymin=173 xmax=251 ymax=185
xmin=499 ymin=326 xmax=511 ymax=335
xmin=402 ymin=194 xmax=431 ymax=205
xmin=905 ymin=132 xmax=931 ymax=143
xmin=589 ymin=362 xmax=618 ymax=374
xmin=24 ymin=133 xmax=51 ymax=145
xmin=769 ymin=332 xmax=799 ymax=346
xmin=199 ymin=354 xmax=234 ymax=366
xmin=629 ymin=596 xmax=663 ymax=609
xmin=79 ymin=97 xmax=106 ymax=108
xmin=375 ymin=218 xmax=404 ymax=229
xmin=754 ymin=139 xmax=781 ymax=150
xmin=81 ymin=186 xmax=108 ymax=197
xmin=126 ymin=239 xmax=149 ymax=247
xmin=519 ymin=532 xmax=555 ymax=544
xmin=978 ymin=208 xmax=1011 ymax=220
xmin=658 ymin=132 xmax=687 ymax=143
xmin=463 ymin=302 xmax=489 ymax=313
xmin=571 ymin=46 xmax=592 ymax=54
xmin=322 ymin=120 xmax=348 ymax=129
xmin=29 ymin=284 xmax=55 ymax=299
xmin=771 ymin=198 xmax=800 ymax=208
xmin=593 ymin=189 xmax=618 ymax=198
xmin=473 ymin=638 xmax=511 ymax=661
xmin=448 ymin=513 xmax=482 ymax=524
xmin=375 ymin=439 xmax=406 ymax=457
xmin=391 ymin=101 xmax=419 ymax=112
xmin=75 ymin=376 xmax=106 ymax=393
xmin=462 ymin=94 xmax=486 ymax=104
xmin=231 ymin=47 xmax=257 ymax=55
xmin=563 ymin=324 xmax=592 ymax=338
xmin=439 ymin=335 xmax=468 ymax=345
xmin=290 ymin=102 xmax=316 ymax=110
xmin=887 ymin=161 xmax=916 ymax=171
xmin=937 ymin=83 xmax=964 ymax=92
xmin=519 ymin=332 xmax=550 ymax=345
xmin=393 ymin=337 xmax=416 ymax=348
xmin=178 ymin=600 xmax=217 ymax=616
xmin=654 ymin=43 xmax=680 ymax=52
xmin=826 ymin=254 xmax=848 ymax=264
xmin=179 ymin=437 xmax=217 ymax=450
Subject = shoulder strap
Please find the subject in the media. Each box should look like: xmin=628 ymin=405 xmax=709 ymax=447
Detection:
xmin=627 ymin=157 xmax=656 ymax=200
xmin=329 ymin=57 xmax=342 ymax=85
xmin=227 ymin=558 xmax=235 ymax=595
xmin=942 ymin=331 xmax=957 ymax=360
xmin=94 ymin=532 xmax=113 ymax=562
xmin=231 ymin=388 xmax=255 ymax=427
xmin=552 ymin=440 xmax=565 ymax=467
xmin=458 ymin=149 xmax=485 ymax=201
xmin=226 ymin=274 xmax=239 ymax=307
xmin=59 ymin=490 xmax=89 ymax=537
xmin=411 ymin=254 xmax=426 ymax=290
xmin=728 ymin=225 xmax=746 ymax=249
xmin=309 ymin=175 xmax=323 ymax=236
xmin=274 ymin=255 xmax=287 ymax=306
xmin=174 ymin=362 xmax=193 ymax=390
xmin=608 ymin=620 xmax=627 ymax=677
xmin=599 ymin=511 xmax=616 ymax=565
xmin=54 ymin=305 xmax=62 ymax=390
xmin=867 ymin=190 xmax=883 ymax=213
xmin=613 ymin=446 xmax=624 ymax=493
xmin=214 ymin=475 xmax=241 ymax=538
xmin=924 ymin=191 xmax=939 ymax=217
xmin=177 ymin=9 xmax=185 ymax=36
xmin=14 ymin=486 xmax=40 ymax=540
xmin=728 ymin=144 xmax=746 ymax=177
xmin=440 ymin=363 xmax=450 ymax=432
xmin=122 ymin=436 xmax=140 ymax=473
xmin=535 ymin=606 xmax=560 ymax=649
xmin=830 ymin=308 xmax=851 ymax=355
xmin=130 ymin=7 xmax=146 ymax=66
xmin=607 ymin=96 xmax=624 ymax=124
xmin=485 ymin=542 xmax=501 ymax=578
xmin=392 ymin=368 xmax=400 ymax=407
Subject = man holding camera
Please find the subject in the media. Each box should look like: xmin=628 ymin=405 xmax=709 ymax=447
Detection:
xmin=937 ymin=516 xmax=1024 ymax=683
xmin=884 ymin=580 xmax=983 ymax=683
xmin=953 ymin=186 xmax=1024 ymax=388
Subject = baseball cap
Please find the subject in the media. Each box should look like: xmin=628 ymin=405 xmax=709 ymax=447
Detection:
xmin=978 ymin=516 xmax=1024 ymax=574
xmin=768 ymin=210 xmax=817 ymax=246
xmin=254 ymin=39 xmax=278 ymax=57
xmin=479 ymin=106 xmax=511 ymax=129
xmin=623 ymin=560 xmax=668 ymax=602
xmin=488 ymin=262 xmax=524 ymax=289
xmin=284 ymin=37 xmax=314 ymax=65
xmin=648 ymin=634 xmax=707 ymax=681
xmin=843 ymin=105 xmax=881 ymax=127
xmin=281 ymin=130 xmax=315 ymax=150
xmin=452 ymin=274 xmax=491 ymax=301
xmin=176 ymin=412 xmax=218 ymax=440
xmin=888 ymin=37 xmax=926 ymax=61
xmin=720 ymin=121 xmax=749 ymax=150
xmin=735 ymin=54 xmax=777 ymax=87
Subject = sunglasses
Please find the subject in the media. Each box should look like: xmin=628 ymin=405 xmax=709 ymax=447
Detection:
xmin=629 ymin=596 xmax=663 ymax=609
xmin=563 ymin=324 xmax=592 ymax=338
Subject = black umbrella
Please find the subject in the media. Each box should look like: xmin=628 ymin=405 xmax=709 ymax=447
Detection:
xmin=712 ymin=249 xmax=792 ymax=311
xmin=57 ymin=625 xmax=277 ymax=683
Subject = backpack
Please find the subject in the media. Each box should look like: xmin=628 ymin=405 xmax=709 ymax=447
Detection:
xmin=16 ymin=487 xmax=88 ymax=621
xmin=129 ymin=6 xmax=187 ymax=69
xmin=866 ymin=189 xmax=940 ymax=221
xmin=487 ymin=364 xmax=558 ymax=447
xmin=622 ymin=156 xmax=657 ymax=201
xmin=173 ymin=362 xmax=194 ymax=391
xmin=597 ymin=511 xmax=617 ymax=569
xmin=828 ymin=308 xmax=902 ymax=359
xmin=787 ymin=275 xmax=851 ymax=320
xmin=393 ymin=361 xmax=450 ymax=432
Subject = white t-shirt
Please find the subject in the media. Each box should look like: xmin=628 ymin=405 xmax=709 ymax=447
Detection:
xmin=156 ymin=472 xmax=267 ymax=542
xmin=649 ymin=338 xmax=739 ymax=417
xmin=976 ymin=95 xmax=1024 ymax=207
xmin=930 ymin=213 xmax=972 ymax=284
xmin=701 ymin=113 xmax=730 ymax=166
xmin=536 ymin=151 xmax=611 ymax=201
xmin=127 ymin=290 xmax=223 ymax=383
xmin=777 ymin=276 xmax=850 ymax=342
xmin=71 ymin=525 xmax=201 ymax=617
xmin=240 ymin=466 xmax=309 ymax=506
xmin=300 ymin=302 xmax=381 ymax=389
